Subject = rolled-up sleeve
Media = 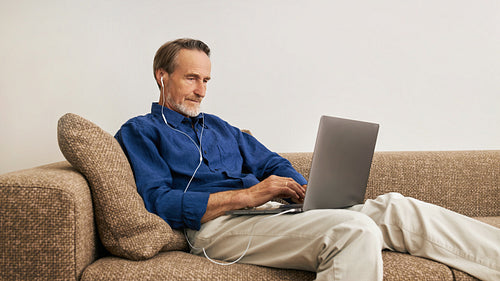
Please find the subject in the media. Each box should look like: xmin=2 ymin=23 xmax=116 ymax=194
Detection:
xmin=152 ymin=187 xmax=209 ymax=230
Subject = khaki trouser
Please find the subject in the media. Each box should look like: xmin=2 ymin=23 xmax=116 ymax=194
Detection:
xmin=186 ymin=193 xmax=500 ymax=281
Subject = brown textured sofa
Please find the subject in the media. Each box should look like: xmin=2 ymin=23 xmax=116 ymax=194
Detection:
xmin=1 ymin=113 xmax=499 ymax=281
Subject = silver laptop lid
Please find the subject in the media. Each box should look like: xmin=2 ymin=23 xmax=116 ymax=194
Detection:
xmin=303 ymin=116 xmax=379 ymax=211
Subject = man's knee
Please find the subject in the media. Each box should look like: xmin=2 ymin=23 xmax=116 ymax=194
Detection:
xmin=321 ymin=211 xmax=383 ymax=250
xmin=375 ymin=192 xmax=406 ymax=204
xmin=361 ymin=192 xmax=412 ymax=219
xmin=373 ymin=192 xmax=425 ymax=217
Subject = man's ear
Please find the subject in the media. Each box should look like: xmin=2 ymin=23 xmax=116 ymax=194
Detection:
xmin=155 ymin=69 xmax=168 ymax=87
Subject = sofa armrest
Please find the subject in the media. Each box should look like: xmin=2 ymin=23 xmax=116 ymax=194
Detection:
xmin=0 ymin=162 xmax=99 ymax=281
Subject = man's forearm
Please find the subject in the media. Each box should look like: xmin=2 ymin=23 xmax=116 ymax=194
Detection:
xmin=200 ymin=189 xmax=251 ymax=223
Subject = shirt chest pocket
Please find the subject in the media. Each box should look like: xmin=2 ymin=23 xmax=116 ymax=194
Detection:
xmin=202 ymin=140 xmax=242 ymax=172
xmin=217 ymin=142 xmax=243 ymax=171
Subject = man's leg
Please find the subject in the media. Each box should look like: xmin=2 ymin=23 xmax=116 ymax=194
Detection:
xmin=352 ymin=192 xmax=500 ymax=281
xmin=186 ymin=209 xmax=383 ymax=281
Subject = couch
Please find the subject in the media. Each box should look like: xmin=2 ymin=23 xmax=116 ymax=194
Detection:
xmin=0 ymin=113 xmax=498 ymax=281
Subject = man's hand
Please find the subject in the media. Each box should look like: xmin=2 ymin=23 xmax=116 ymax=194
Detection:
xmin=243 ymin=175 xmax=306 ymax=207
xmin=200 ymin=175 xmax=307 ymax=224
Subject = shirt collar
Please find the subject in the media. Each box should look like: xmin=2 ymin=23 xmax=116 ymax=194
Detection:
xmin=151 ymin=102 xmax=206 ymax=128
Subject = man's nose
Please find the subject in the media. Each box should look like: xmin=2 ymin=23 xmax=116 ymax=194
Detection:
xmin=194 ymin=81 xmax=206 ymax=97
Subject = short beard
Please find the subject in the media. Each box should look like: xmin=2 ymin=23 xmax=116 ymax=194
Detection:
xmin=166 ymin=95 xmax=201 ymax=117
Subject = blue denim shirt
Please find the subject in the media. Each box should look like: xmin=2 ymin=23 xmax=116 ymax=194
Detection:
xmin=115 ymin=103 xmax=307 ymax=230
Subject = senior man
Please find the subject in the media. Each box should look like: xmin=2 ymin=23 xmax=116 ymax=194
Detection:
xmin=115 ymin=38 xmax=499 ymax=281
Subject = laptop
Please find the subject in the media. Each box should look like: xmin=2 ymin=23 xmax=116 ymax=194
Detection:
xmin=225 ymin=115 xmax=379 ymax=216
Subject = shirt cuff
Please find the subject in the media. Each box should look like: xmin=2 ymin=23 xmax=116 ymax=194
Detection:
xmin=182 ymin=191 xmax=210 ymax=230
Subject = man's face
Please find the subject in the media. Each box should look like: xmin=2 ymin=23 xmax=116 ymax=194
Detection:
xmin=160 ymin=49 xmax=211 ymax=117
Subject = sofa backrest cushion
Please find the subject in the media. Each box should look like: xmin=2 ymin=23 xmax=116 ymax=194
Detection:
xmin=57 ymin=113 xmax=187 ymax=260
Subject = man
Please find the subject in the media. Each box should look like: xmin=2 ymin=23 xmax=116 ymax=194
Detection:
xmin=115 ymin=38 xmax=499 ymax=280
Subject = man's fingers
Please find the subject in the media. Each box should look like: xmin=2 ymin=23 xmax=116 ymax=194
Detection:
xmin=282 ymin=178 xmax=305 ymax=199
xmin=261 ymin=175 xmax=306 ymax=200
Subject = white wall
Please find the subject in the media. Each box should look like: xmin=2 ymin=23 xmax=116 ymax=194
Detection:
xmin=1 ymin=0 xmax=499 ymax=174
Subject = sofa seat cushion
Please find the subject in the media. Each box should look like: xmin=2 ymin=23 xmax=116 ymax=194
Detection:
xmin=81 ymin=251 xmax=316 ymax=281
xmin=81 ymin=249 xmax=483 ymax=281
xmin=382 ymin=251 xmax=455 ymax=280
xmin=57 ymin=113 xmax=187 ymax=260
